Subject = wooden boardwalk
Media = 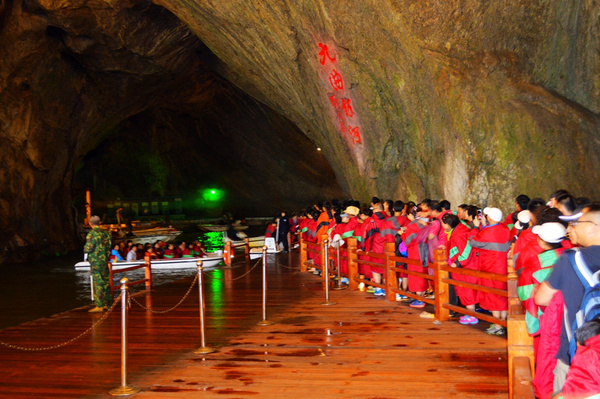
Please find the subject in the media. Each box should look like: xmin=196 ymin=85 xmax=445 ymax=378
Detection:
xmin=0 ymin=252 xmax=508 ymax=398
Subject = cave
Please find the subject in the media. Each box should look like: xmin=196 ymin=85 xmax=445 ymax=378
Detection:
xmin=1 ymin=0 xmax=600 ymax=263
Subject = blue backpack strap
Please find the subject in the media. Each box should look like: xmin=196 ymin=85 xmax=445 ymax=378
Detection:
xmin=564 ymin=249 xmax=594 ymax=361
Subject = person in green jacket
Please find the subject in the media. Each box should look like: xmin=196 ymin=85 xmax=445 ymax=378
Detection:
xmin=84 ymin=215 xmax=112 ymax=312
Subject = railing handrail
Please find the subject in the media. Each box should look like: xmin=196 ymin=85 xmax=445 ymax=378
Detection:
xmin=108 ymin=257 xmax=152 ymax=295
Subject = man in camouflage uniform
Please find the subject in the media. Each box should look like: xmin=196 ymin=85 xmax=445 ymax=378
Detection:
xmin=84 ymin=215 xmax=112 ymax=312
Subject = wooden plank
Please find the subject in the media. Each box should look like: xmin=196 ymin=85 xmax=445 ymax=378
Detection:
xmin=0 ymin=252 xmax=509 ymax=398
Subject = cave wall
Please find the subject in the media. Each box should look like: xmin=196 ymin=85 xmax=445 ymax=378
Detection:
xmin=157 ymin=0 xmax=600 ymax=205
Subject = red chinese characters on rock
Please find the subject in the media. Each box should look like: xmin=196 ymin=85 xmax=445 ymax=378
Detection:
xmin=318 ymin=42 xmax=362 ymax=146
xmin=328 ymin=70 xmax=344 ymax=91
xmin=318 ymin=43 xmax=336 ymax=65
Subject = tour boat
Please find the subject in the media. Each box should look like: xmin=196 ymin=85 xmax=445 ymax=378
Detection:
xmin=249 ymin=237 xmax=281 ymax=259
xmin=111 ymin=227 xmax=183 ymax=245
xmin=223 ymin=233 xmax=266 ymax=247
xmin=197 ymin=224 xmax=249 ymax=232
xmin=74 ymin=253 xmax=224 ymax=271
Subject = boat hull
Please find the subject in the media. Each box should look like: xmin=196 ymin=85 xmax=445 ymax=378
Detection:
xmin=75 ymin=254 xmax=223 ymax=271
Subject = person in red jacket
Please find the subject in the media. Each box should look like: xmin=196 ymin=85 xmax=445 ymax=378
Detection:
xmin=442 ymin=213 xmax=479 ymax=324
xmin=265 ymin=220 xmax=277 ymax=238
xmin=363 ymin=201 xmax=390 ymax=289
xmin=470 ymin=207 xmax=511 ymax=335
xmin=559 ymin=318 xmax=600 ymax=399
xmin=400 ymin=210 xmax=430 ymax=307
xmin=517 ymin=222 xmax=567 ymax=357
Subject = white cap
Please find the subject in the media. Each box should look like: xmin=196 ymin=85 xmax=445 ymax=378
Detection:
xmin=532 ymin=222 xmax=567 ymax=243
xmin=484 ymin=207 xmax=503 ymax=223
xmin=515 ymin=210 xmax=531 ymax=230
xmin=330 ymin=234 xmax=345 ymax=248
xmin=559 ymin=211 xmax=584 ymax=222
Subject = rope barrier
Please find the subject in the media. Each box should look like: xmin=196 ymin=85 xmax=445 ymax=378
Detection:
xmin=0 ymin=293 xmax=122 ymax=351
xmin=130 ymin=274 xmax=199 ymax=314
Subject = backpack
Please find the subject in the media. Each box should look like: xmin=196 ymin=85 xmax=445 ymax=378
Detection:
xmin=565 ymin=249 xmax=600 ymax=361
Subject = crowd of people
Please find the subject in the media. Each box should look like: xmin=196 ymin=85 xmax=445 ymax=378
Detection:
xmin=288 ymin=190 xmax=599 ymax=399
xmin=109 ymin=240 xmax=207 ymax=262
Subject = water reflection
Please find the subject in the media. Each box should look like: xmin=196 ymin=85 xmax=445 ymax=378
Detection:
xmin=0 ymin=228 xmax=265 ymax=330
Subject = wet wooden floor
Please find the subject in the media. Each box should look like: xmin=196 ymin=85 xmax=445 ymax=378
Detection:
xmin=0 ymin=252 xmax=508 ymax=398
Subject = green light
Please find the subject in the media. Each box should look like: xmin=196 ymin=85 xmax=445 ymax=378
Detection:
xmin=194 ymin=187 xmax=225 ymax=210
xmin=202 ymin=188 xmax=223 ymax=201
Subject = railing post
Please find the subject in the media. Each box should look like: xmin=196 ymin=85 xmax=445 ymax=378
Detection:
xmin=244 ymin=238 xmax=250 ymax=260
xmin=384 ymin=242 xmax=396 ymax=302
xmin=109 ymin=278 xmax=139 ymax=396
xmin=108 ymin=262 xmax=114 ymax=296
xmin=332 ymin=243 xmax=346 ymax=290
xmin=507 ymin=262 xmax=534 ymax=398
xmin=320 ymin=234 xmax=328 ymax=277
xmin=299 ymin=234 xmax=308 ymax=272
xmin=193 ymin=260 xmax=215 ymax=354
xmin=321 ymin=239 xmax=336 ymax=306
xmin=144 ymin=256 xmax=152 ymax=290
xmin=433 ymin=248 xmax=450 ymax=322
xmin=347 ymin=238 xmax=359 ymax=290
xmin=224 ymin=241 xmax=233 ymax=266
xmin=258 ymin=246 xmax=275 ymax=326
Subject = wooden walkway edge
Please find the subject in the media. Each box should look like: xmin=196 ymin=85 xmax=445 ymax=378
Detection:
xmin=0 ymin=253 xmax=508 ymax=398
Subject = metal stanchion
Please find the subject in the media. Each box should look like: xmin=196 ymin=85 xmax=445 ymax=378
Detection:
xmin=194 ymin=260 xmax=215 ymax=354
xmin=321 ymin=239 xmax=336 ymax=305
xmin=332 ymin=244 xmax=347 ymax=290
xmin=258 ymin=246 xmax=275 ymax=326
xmin=109 ymin=278 xmax=140 ymax=397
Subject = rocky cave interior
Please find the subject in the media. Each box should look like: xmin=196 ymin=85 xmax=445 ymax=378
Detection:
xmin=1 ymin=0 xmax=600 ymax=263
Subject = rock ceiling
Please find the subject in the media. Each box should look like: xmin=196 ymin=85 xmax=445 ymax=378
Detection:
xmin=1 ymin=0 xmax=599 ymax=262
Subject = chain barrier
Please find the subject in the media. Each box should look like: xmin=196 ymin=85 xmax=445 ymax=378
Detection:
xmin=205 ymin=257 xmax=263 ymax=282
xmin=0 ymin=293 xmax=122 ymax=351
xmin=129 ymin=273 xmax=199 ymax=314
xmin=276 ymin=261 xmax=299 ymax=270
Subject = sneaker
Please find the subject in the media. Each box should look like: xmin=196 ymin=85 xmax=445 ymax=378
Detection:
xmin=341 ymin=277 xmax=349 ymax=284
xmin=493 ymin=327 xmax=506 ymax=336
xmin=308 ymin=267 xmax=316 ymax=272
xmin=459 ymin=315 xmax=479 ymax=325
xmin=419 ymin=311 xmax=434 ymax=318
xmin=485 ymin=324 xmax=505 ymax=335
xmin=366 ymin=287 xmax=376 ymax=293
xmin=409 ymin=300 xmax=426 ymax=309
xmin=395 ymin=294 xmax=408 ymax=302
xmin=373 ymin=288 xmax=385 ymax=296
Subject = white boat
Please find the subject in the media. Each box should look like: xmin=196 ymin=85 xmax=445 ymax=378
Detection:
xmin=74 ymin=253 xmax=223 ymax=271
xmin=112 ymin=227 xmax=182 ymax=245
xmin=224 ymin=234 xmax=266 ymax=248
xmin=198 ymin=224 xmax=249 ymax=232
xmin=249 ymin=237 xmax=281 ymax=259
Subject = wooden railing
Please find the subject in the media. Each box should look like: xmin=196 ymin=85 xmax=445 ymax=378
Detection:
xmin=108 ymin=256 xmax=152 ymax=295
xmin=224 ymin=239 xmax=250 ymax=266
xmin=298 ymin=234 xmax=535 ymax=399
